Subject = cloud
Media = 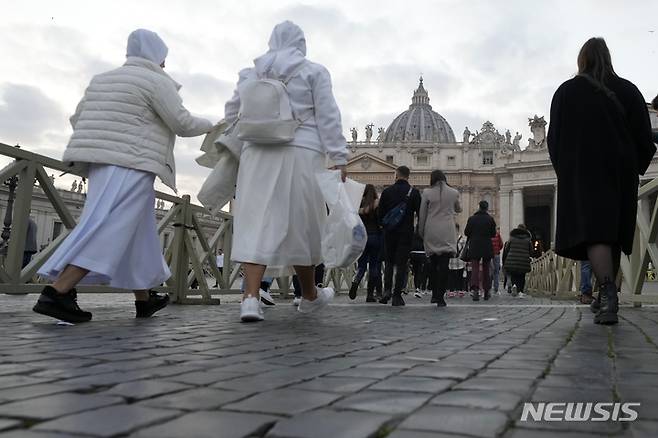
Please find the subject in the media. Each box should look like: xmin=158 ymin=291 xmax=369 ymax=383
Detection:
xmin=0 ymin=83 xmax=68 ymax=146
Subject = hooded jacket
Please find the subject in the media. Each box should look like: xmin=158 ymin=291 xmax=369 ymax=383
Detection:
xmin=63 ymin=30 xmax=212 ymax=191
xmin=502 ymin=228 xmax=533 ymax=274
xmin=224 ymin=21 xmax=348 ymax=165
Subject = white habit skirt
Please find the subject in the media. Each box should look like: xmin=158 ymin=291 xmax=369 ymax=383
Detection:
xmin=232 ymin=145 xmax=326 ymax=277
xmin=38 ymin=165 xmax=171 ymax=290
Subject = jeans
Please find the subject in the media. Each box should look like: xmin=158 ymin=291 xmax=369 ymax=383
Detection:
xmin=428 ymin=254 xmax=451 ymax=298
xmin=292 ymin=264 xmax=325 ymax=298
xmin=470 ymin=258 xmax=492 ymax=292
xmin=383 ymin=232 xmax=412 ymax=296
xmin=354 ymin=233 xmax=382 ymax=287
xmin=580 ymin=261 xmax=593 ymax=295
xmin=491 ymin=254 xmax=501 ymax=291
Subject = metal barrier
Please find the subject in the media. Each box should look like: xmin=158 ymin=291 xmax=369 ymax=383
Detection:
xmin=0 ymin=142 xmax=354 ymax=303
xmin=528 ymin=177 xmax=658 ymax=306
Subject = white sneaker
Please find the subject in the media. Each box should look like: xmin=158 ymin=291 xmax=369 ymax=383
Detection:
xmin=517 ymin=292 xmax=527 ymax=299
xmin=297 ymin=287 xmax=334 ymax=314
xmin=259 ymin=289 xmax=276 ymax=306
xmin=292 ymin=296 xmax=301 ymax=306
xmin=240 ymin=297 xmax=264 ymax=322
xmin=414 ymin=290 xmax=423 ymax=299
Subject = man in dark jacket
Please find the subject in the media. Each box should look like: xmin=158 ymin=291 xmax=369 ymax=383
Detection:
xmin=464 ymin=201 xmax=496 ymax=301
xmin=502 ymin=224 xmax=533 ymax=298
xmin=377 ymin=166 xmax=421 ymax=306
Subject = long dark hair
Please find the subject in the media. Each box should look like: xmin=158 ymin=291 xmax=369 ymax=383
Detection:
xmin=360 ymin=184 xmax=378 ymax=211
xmin=577 ymin=37 xmax=617 ymax=85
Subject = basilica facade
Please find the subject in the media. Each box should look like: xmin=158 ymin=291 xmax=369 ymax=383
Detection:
xmin=346 ymin=78 xmax=658 ymax=249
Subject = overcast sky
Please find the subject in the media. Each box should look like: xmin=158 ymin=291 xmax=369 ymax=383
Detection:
xmin=1 ymin=0 xmax=657 ymax=199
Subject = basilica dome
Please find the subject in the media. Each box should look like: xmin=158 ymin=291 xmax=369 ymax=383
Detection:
xmin=384 ymin=78 xmax=456 ymax=143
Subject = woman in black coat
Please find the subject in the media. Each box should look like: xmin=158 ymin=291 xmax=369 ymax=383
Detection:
xmin=464 ymin=200 xmax=496 ymax=301
xmin=548 ymin=37 xmax=656 ymax=325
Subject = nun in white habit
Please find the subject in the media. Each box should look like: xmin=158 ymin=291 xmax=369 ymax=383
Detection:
xmin=33 ymin=29 xmax=213 ymax=323
xmin=224 ymin=21 xmax=349 ymax=322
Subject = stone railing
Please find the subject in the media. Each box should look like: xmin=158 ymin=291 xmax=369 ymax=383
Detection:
xmin=528 ymin=177 xmax=658 ymax=306
xmin=0 ymin=142 xmax=354 ymax=303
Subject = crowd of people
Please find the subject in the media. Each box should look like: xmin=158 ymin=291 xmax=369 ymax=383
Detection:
xmin=28 ymin=24 xmax=656 ymax=326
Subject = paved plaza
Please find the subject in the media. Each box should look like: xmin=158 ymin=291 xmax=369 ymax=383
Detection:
xmin=0 ymin=292 xmax=657 ymax=437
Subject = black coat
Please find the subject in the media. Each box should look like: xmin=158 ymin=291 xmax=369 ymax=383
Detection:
xmin=548 ymin=75 xmax=656 ymax=259
xmin=503 ymin=228 xmax=532 ymax=274
xmin=464 ymin=210 xmax=496 ymax=260
xmin=378 ymin=179 xmax=421 ymax=236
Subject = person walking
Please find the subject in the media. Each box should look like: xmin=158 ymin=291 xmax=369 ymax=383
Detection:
xmin=491 ymin=227 xmax=503 ymax=295
xmin=548 ymin=37 xmax=656 ymax=325
xmin=378 ymin=166 xmax=421 ymax=306
xmin=580 ymin=261 xmax=594 ymax=304
xmin=410 ymin=232 xmax=428 ymax=299
xmin=23 ymin=217 xmax=38 ymax=269
xmin=418 ymin=170 xmax=461 ymax=307
xmin=448 ymin=224 xmax=466 ymax=297
xmin=225 ymin=21 xmax=347 ymax=322
xmin=464 ymin=201 xmax=496 ymax=301
xmin=502 ymin=224 xmax=532 ymax=298
xmin=33 ymin=29 xmax=213 ymax=323
xmin=348 ymin=184 xmax=383 ymax=302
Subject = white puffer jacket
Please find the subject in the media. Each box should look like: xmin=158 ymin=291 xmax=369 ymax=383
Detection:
xmin=63 ymin=57 xmax=213 ymax=191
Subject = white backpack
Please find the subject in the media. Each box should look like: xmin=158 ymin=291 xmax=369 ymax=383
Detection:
xmin=235 ymin=66 xmax=311 ymax=144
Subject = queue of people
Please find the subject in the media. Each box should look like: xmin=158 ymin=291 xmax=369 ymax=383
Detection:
xmin=29 ymin=25 xmax=655 ymax=327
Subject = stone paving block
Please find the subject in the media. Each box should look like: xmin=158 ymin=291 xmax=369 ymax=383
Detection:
xmin=477 ymin=368 xmax=544 ymax=380
xmin=531 ymin=387 xmax=614 ymax=403
xmin=105 ymin=379 xmax=191 ymax=400
xmin=488 ymin=360 xmax=548 ymax=370
xmin=398 ymin=405 xmax=508 ymax=438
xmin=327 ymin=367 xmax=399 ymax=379
xmin=288 ymin=376 xmax=378 ymax=393
xmin=266 ymin=409 xmax=393 ymax=438
xmin=0 ymin=418 xmax=21 ymax=431
xmin=400 ymin=365 xmax=474 ymax=380
xmin=139 ymin=387 xmax=252 ymax=410
xmin=628 ymin=420 xmax=658 ymax=438
xmin=0 ymin=375 xmax=52 ymax=389
xmin=430 ymin=389 xmax=522 ymax=411
xmin=224 ymin=388 xmax=341 ymax=415
xmin=387 ymin=431 xmax=462 ymax=438
xmin=454 ymin=377 xmax=535 ymax=395
xmin=132 ymin=411 xmax=279 ymax=438
xmin=503 ymin=428 xmax=611 ymax=437
xmin=163 ymin=369 xmax=241 ymax=385
xmin=332 ymin=391 xmax=432 ymax=415
xmin=0 ymin=431 xmax=96 ymax=438
xmin=0 ymin=393 xmax=121 ymax=420
xmin=34 ymin=404 xmax=180 ymax=437
xmin=369 ymin=376 xmax=454 ymax=393
xmin=0 ymin=383 xmax=84 ymax=403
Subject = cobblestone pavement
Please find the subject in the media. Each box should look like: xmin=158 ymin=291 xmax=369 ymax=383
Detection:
xmin=0 ymin=292 xmax=657 ymax=438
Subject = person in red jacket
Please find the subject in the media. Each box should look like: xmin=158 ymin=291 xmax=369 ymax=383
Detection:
xmin=491 ymin=227 xmax=504 ymax=295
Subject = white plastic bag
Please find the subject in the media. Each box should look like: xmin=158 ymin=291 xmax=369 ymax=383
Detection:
xmin=316 ymin=170 xmax=367 ymax=268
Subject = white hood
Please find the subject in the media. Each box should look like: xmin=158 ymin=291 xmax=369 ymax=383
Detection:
xmin=126 ymin=29 xmax=168 ymax=65
xmin=253 ymin=21 xmax=306 ymax=80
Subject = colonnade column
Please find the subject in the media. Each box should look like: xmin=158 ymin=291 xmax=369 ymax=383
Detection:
xmin=512 ymin=188 xmax=524 ymax=229
xmin=499 ymin=189 xmax=511 ymax=240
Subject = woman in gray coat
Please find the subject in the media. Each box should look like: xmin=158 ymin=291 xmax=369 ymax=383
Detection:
xmin=418 ymin=170 xmax=461 ymax=307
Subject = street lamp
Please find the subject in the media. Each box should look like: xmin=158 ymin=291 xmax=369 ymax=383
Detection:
xmin=0 ymin=144 xmax=21 ymax=256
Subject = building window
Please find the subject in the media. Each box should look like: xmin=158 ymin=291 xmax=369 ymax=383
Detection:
xmin=52 ymin=221 xmax=62 ymax=240
xmin=416 ymin=154 xmax=428 ymax=166
xmin=385 ymin=155 xmax=394 ymax=163
xmin=482 ymin=151 xmax=494 ymax=166
xmin=447 ymin=156 xmax=456 ymax=166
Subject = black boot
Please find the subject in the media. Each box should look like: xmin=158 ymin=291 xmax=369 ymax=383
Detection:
xmin=33 ymin=286 xmax=92 ymax=323
xmin=366 ymin=281 xmax=376 ymax=302
xmin=471 ymin=287 xmax=480 ymax=302
xmin=594 ymin=281 xmax=618 ymax=325
xmin=348 ymin=281 xmax=359 ymax=300
xmin=392 ymin=293 xmax=405 ymax=306
xmin=484 ymin=289 xmax=491 ymax=301
xmin=430 ymin=290 xmax=439 ymax=303
xmin=135 ymin=291 xmax=170 ymax=318
xmin=590 ymin=293 xmax=601 ymax=313
xmin=379 ymin=291 xmax=392 ymax=304
xmin=436 ymin=292 xmax=447 ymax=307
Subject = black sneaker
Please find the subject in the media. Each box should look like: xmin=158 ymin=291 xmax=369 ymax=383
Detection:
xmin=33 ymin=286 xmax=92 ymax=323
xmin=594 ymin=282 xmax=618 ymax=325
xmin=135 ymin=291 xmax=170 ymax=318
xmin=590 ymin=294 xmax=601 ymax=313
xmin=348 ymin=281 xmax=359 ymax=300
xmin=379 ymin=292 xmax=392 ymax=304
xmin=392 ymin=294 xmax=405 ymax=306
xmin=436 ymin=295 xmax=447 ymax=307
xmin=484 ymin=290 xmax=491 ymax=301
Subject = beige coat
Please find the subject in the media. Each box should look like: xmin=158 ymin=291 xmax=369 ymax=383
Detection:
xmin=418 ymin=183 xmax=462 ymax=256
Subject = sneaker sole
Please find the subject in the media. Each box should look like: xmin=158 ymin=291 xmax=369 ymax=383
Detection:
xmin=33 ymin=302 xmax=92 ymax=323
xmin=241 ymin=313 xmax=264 ymax=322
xmin=260 ymin=297 xmax=276 ymax=306
xmin=594 ymin=313 xmax=619 ymax=325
